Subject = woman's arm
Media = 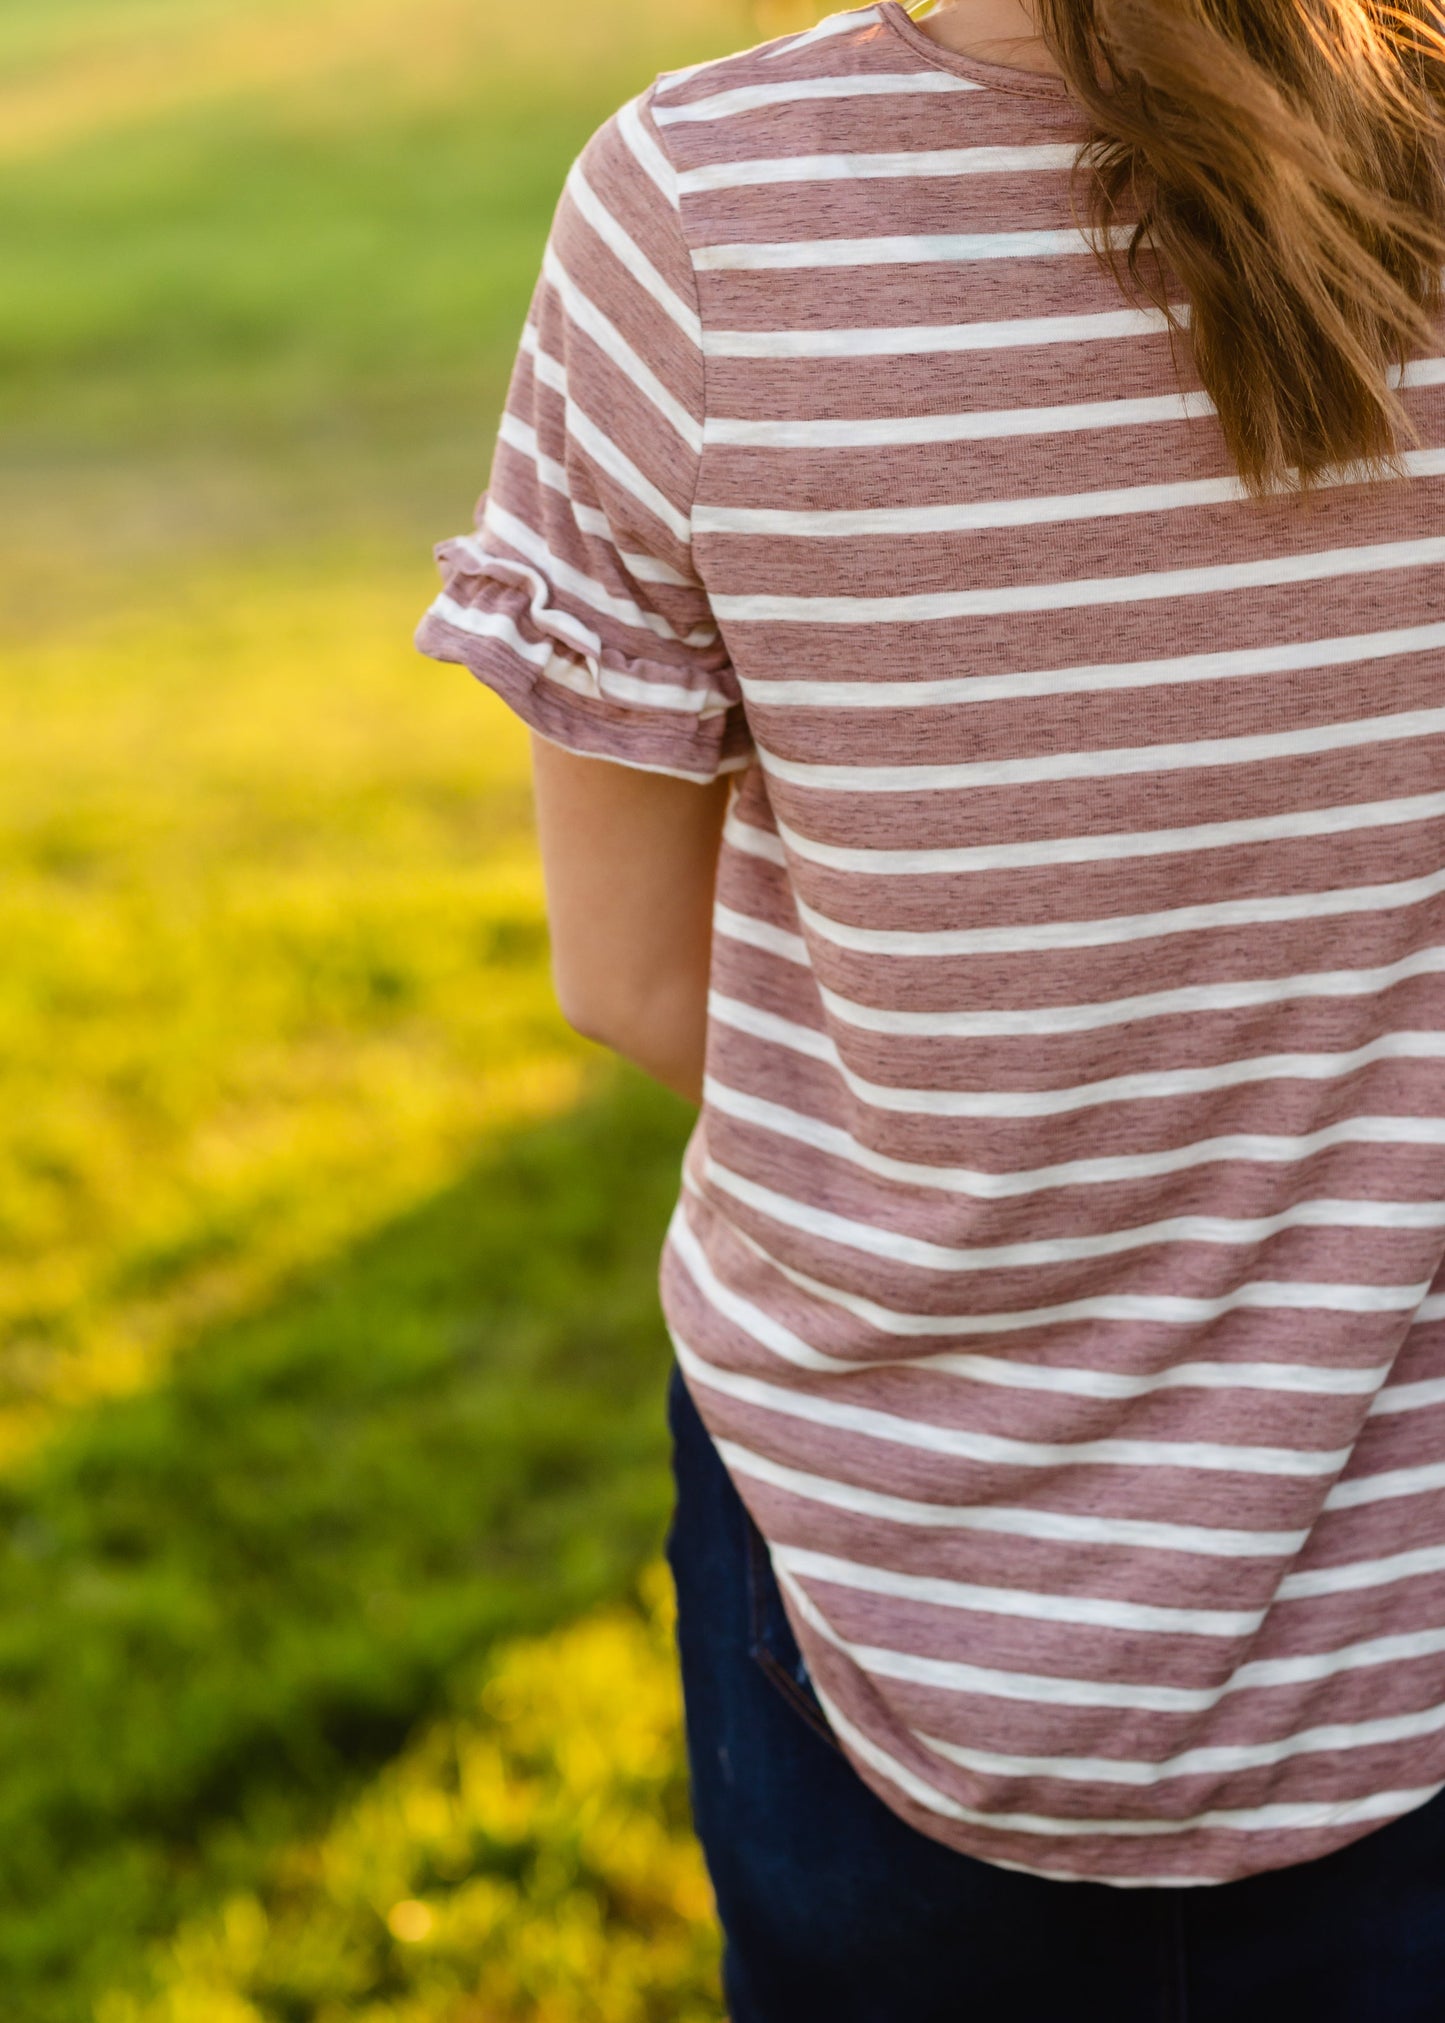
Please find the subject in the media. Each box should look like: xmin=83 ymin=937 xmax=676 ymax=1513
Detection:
xmin=528 ymin=731 xmax=734 ymax=1105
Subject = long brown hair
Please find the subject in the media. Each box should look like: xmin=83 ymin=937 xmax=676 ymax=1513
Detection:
xmin=1029 ymin=0 xmax=1445 ymax=496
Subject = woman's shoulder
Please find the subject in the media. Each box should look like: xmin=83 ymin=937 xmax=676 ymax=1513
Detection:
xmin=646 ymin=3 xmax=903 ymax=114
xmin=619 ymin=2 xmax=1004 ymax=164
xmin=567 ymin=6 xmax=926 ymax=249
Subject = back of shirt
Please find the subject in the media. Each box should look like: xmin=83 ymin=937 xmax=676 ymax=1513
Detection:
xmin=417 ymin=0 xmax=1445 ymax=1884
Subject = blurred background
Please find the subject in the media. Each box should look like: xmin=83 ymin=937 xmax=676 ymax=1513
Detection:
xmin=1 ymin=0 xmax=825 ymax=2014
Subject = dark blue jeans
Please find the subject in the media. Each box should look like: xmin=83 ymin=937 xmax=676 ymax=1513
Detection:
xmin=662 ymin=1358 xmax=1445 ymax=2023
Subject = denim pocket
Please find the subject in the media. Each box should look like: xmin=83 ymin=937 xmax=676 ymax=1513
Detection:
xmin=743 ymin=1515 xmax=844 ymax=1754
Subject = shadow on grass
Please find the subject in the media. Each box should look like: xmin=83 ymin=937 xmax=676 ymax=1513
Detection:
xmin=0 ymin=1065 xmax=697 ymax=2023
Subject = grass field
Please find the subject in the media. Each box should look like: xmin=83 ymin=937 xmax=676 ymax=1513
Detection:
xmin=1 ymin=1 xmax=822 ymax=2014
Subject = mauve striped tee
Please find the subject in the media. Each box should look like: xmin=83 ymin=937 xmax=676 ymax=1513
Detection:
xmin=414 ymin=1 xmax=1445 ymax=1884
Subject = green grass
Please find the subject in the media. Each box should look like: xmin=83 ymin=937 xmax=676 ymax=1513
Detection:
xmin=96 ymin=1566 xmax=722 ymax=2023
xmin=0 ymin=0 xmax=804 ymax=2013
xmin=0 ymin=0 xmax=756 ymax=601
xmin=0 ymin=1076 xmax=705 ymax=2017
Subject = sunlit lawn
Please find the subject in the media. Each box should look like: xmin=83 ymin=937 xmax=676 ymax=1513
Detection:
xmin=0 ymin=0 xmax=820 ymax=2013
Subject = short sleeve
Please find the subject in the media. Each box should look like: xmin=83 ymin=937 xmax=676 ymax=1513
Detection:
xmin=414 ymin=81 xmax=753 ymax=784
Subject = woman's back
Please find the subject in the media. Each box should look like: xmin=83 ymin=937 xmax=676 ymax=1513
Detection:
xmin=417 ymin=0 xmax=1445 ymax=1884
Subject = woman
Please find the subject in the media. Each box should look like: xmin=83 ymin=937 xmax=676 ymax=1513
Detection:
xmin=415 ymin=0 xmax=1445 ymax=2013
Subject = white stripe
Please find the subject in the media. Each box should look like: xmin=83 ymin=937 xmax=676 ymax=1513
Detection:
xmin=705 ymin=303 xmax=1176 ymax=358
xmin=424 ymin=590 xmax=595 ymax=691
xmin=1368 ymin=1375 xmax=1445 ymax=1415
xmin=766 ymin=696 xmax=1445 ymax=797
xmin=650 ymin=749 xmax=754 ymax=783
xmin=1326 ymin=1458 xmax=1445 ymax=1510
xmin=496 ymin=413 xmax=584 ymax=540
xmin=605 ymin=542 xmax=695 ymax=588
xmin=694 ymin=226 xmax=1106 ymax=269
xmin=758 ymin=7 xmax=883 ymax=58
xmin=759 ymin=786 xmax=1445 ymax=878
xmin=711 ymin=386 xmax=1213 ymax=443
xmin=789 ymin=876 xmax=1445 ymax=968
xmin=427 ymin=594 xmax=612 ymax=701
xmin=733 ymin=615 xmax=1445 ymax=709
xmin=703 ymin=354 xmax=1445 ymax=443
xmin=422 ymin=594 xmax=551 ymax=669
xmin=540 ymin=245 xmax=702 ymax=454
xmin=510 ymin=342 xmax=698 ymax=581
xmin=518 ymin=320 xmax=557 ymax=377
xmin=679 ymin=141 xmax=1077 ymax=192
xmin=614 ymin=92 xmax=678 ymax=206
xmin=717 ymin=534 xmax=1445 ymax=623
xmin=714 ymin=900 xmax=809 ymax=963
xmin=650 ymin=57 xmax=711 ymax=98
xmin=652 ymin=71 xmax=980 ymax=124
xmin=541 ymin=398 xmax=692 ymax=547
xmin=671 ymin=1332 xmax=1350 ymax=1476
xmin=703 ymin=1151 xmax=1445 ymax=1273
xmin=713 ymin=1431 xmax=1308 ymax=1557
xmin=817 ymin=942 xmax=1445 ymax=1035
xmin=669 ymin=1197 xmax=1390 ymax=1399
xmin=563 ymin=161 xmax=700 ymax=345
xmin=696 ymin=447 xmax=1445 ymax=532
xmin=915 ymin=1701 xmax=1445 ymax=1789
xmin=798 ymin=1650 xmax=1443 ymax=1852
xmin=717 ymin=871 xmax=1445 ymax=1044
xmin=428 ymin=591 xmax=735 ymax=717
xmin=776 ymin=1556 xmax=1445 ymax=1710
xmin=541 ymin=656 xmax=733 ymax=718
xmin=500 ymin=393 xmax=692 ymax=549
xmin=671 ymin=1199 xmax=862 ymax=1377
xmin=774 ymin=1543 xmax=1264 ymax=1637
xmin=711 ymin=987 xmax=831 ymax=1059
xmin=709 ymin=987 xmax=1445 ymax=1118
xmin=683 ymin=1172 xmax=1428 ymax=1335
xmin=532 ymin=645 xmax=637 ymax=704
xmin=1280 ymin=1540 xmax=1445 ymax=1600
xmin=788 ymin=869 xmax=1445 ymax=961
xmin=471 ymin=508 xmax=714 ymax=646
xmin=718 ymin=818 xmax=789 ymax=864
xmin=702 ymin=1069 xmax=1445 ymax=1205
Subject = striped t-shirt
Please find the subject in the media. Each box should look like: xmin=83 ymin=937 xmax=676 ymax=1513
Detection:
xmin=415 ymin=1 xmax=1445 ymax=1885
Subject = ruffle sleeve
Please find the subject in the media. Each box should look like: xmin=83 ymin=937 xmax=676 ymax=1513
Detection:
xmin=414 ymin=83 xmax=753 ymax=785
